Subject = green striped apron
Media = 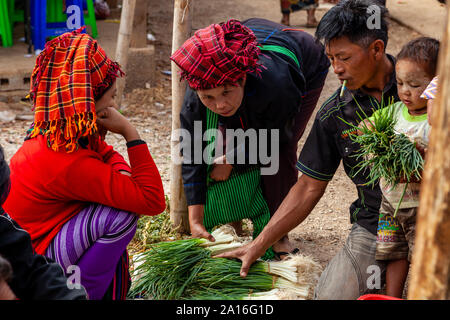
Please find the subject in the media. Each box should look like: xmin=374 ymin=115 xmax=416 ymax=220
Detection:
xmin=203 ymin=108 xmax=274 ymax=260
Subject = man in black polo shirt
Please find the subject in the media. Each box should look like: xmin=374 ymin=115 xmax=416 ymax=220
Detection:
xmin=218 ymin=0 xmax=399 ymax=299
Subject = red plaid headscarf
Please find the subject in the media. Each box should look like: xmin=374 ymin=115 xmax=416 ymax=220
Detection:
xmin=170 ymin=19 xmax=262 ymax=90
xmin=28 ymin=28 xmax=124 ymax=152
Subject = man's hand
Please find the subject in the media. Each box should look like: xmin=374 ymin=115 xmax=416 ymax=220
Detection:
xmin=357 ymin=118 xmax=374 ymax=135
xmin=215 ymin=242 xmax=266 ymax=277
xmin=415 ymin=143 xmax=427 ymax=160
xmin=398 ymin=143 xmax=427 ymax=183
xmin=219 ymin=175 xmax=328 ymax=278
xmin=210 ymin=155 xmax=233 ymax=181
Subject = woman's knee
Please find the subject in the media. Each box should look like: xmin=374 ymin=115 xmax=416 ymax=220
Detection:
xmin=105 ymin=209 xmax=138 ymax=239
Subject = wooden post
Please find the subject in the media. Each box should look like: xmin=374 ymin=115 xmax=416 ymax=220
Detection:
xmin=407 ymin=9 xmax=450 ymax=300
xmin=115 ymin=0 xmax=136 ymax=107
xmin=107 ymin=0 xmax=119 ymax=9
xmin=130 ymin=0 xmax=147 ymax=48
xmin=169 ymin=0 xmax=192 ymax=233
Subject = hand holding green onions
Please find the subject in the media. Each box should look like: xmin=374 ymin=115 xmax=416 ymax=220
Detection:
xmin=339 ymin=97 xmax=425 ymax=216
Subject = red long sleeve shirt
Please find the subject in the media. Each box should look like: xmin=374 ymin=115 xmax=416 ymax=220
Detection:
xmin=3 ymin=135 xmax=165 ymax=255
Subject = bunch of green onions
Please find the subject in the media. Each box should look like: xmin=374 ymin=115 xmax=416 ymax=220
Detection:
xmin=184 ymin=258 xmax=308 ymax=298
xmin=129 ymin=228 xmax=239 ymax=300
xmin=340 ymin=97 xmax=425 ymax=215
xmin=129 ymin=227 xmax=320 ymax=300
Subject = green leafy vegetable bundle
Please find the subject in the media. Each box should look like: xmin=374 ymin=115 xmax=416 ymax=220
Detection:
xmin=339 ymin=98 xmax=425 ymax=215
xmin=128 ymin=227 xmax=321 ymax=300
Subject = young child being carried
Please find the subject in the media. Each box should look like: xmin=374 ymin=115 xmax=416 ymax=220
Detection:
xmin=361 ymin=37 xmax=439 ymax=298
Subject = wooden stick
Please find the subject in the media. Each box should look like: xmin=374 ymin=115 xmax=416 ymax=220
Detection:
xmin=115 ymin=0 xmax=137 ymax=107
xmin=130 ymin=0 xmax=148 ymax=49
xmin=169 ymin=0 xmax=192 ymax=233
xmin=407 ymin=8 xmax=450 ymax=300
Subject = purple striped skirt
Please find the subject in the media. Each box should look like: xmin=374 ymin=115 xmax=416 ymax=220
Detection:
xmin=45 ymin=204 xmax=138 ymax=300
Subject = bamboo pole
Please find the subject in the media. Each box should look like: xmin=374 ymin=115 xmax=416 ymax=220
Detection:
xmin=169 ymin=0 xmax=192 ymax=233
xmin=115 ymin=0 xmax=137 ymax=107
xmin=407 ymin=8 xmax=450 ymax=300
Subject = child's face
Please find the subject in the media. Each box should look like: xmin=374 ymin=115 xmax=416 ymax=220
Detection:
xmin=395 ymin=59 xmax=432 ymax=115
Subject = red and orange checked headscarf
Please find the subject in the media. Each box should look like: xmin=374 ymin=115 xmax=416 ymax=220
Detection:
xmin=170 ymin=19 xmax=262 ymax=90
xmin=28 ymin=28 xmax=124 ymax=153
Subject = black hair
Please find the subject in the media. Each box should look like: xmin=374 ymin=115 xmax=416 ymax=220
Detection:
xmin=396 ymin=37 xmax=440 ymax=77
xmin=0 ymin=146 xmax=11 ymax=206
xmin=94 ymin=81 xmax=114 ymax=101
xmin=315 ymin=0 xmax=389 ymax=49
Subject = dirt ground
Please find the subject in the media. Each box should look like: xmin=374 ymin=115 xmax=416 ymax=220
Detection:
xmin=0 ymin=0 xmax=421 ymax=270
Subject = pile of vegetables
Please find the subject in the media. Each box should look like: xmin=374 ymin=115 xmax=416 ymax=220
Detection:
xmin=129 ymin=226 xmax=322 ymax=300
xmin=340 ymin=97 xmax=425 ymax=215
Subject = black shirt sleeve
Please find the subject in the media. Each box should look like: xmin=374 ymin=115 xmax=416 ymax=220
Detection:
xmin=254 ymin=57 xmax=304 ymax=144
xmin=243 ymin=18 xmax=330 ymax=91
xmin=180 ymin=89 xmax=208 ymax=206
xmin=0 ymin=210 xmax=87 ymax=300
xmin=126 ymin=139 xmax=147 ymax=148
xmin=296 ymin=111 xmax=341 ymax=181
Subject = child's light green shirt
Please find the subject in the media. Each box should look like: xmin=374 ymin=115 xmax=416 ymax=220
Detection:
xmin=370 ymin=101 xmax=430 ymax=209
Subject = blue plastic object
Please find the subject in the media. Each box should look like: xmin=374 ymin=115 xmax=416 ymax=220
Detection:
xmin=31 ymin=0 xmax=86 ymax=51
xmin=47 ymin=0 xmax=97 ymax=38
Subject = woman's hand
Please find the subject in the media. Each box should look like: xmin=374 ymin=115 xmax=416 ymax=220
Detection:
xmin=188 ymin=205 xmax=215 ymax=242
xmin=190 ymin=222 xmax=215 ymax=242
xmin=210 ymin=155 xmax=233 ymax=181
xmin=96 ymin=107 xmax=140 ymax=142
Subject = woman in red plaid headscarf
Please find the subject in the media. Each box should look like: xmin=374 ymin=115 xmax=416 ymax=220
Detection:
xmin=171 ymin=18 xmax=330 ymax=260
xmin=4 ymin=29 xmax=165 ymax=300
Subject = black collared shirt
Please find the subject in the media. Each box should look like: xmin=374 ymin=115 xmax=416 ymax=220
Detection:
xmin=296 ymin=55 xmax=399 ymax=235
